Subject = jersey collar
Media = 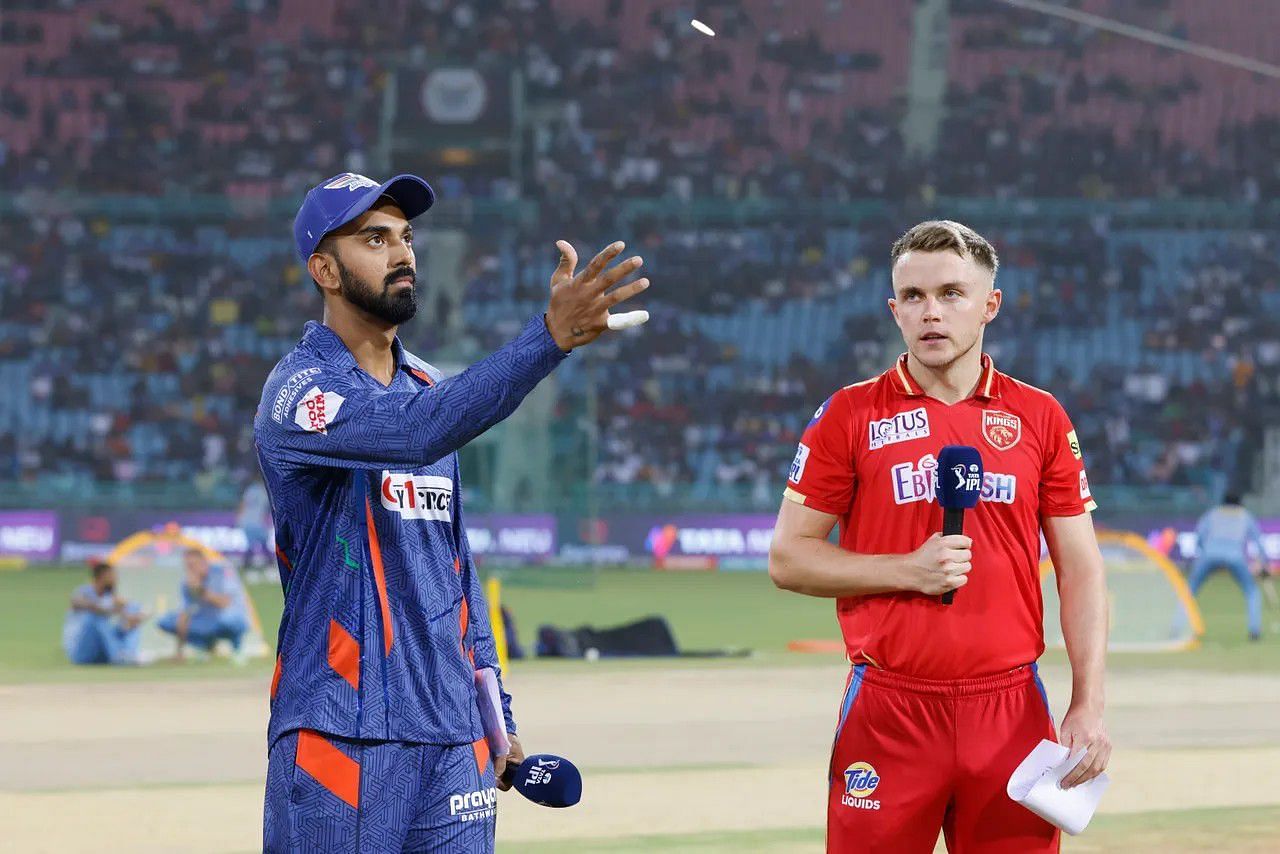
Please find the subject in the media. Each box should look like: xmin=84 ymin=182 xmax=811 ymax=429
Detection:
xmin=301 ymin=320 xmax=411 ymax=378
xmin=890 ymin=353 xmax=1002 ymax=401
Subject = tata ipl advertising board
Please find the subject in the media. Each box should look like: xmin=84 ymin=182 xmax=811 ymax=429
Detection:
xmin=54 ymin=510 xmax=555 ymax=562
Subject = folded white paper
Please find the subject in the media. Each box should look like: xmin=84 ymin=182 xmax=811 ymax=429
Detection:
xmin=1007 ymin=739 xmax=1109 ymax=835
xmin=474 ymin=667 xmax=511 ymax=758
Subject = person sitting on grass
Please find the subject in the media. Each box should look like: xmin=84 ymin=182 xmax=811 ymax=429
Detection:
xmin=157 ymin=548 xmax=249 ymax=661
xmin=63 ymin=561 xmax=146 ymax=665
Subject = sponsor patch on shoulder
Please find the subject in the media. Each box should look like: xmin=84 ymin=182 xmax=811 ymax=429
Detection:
xmin=294 ymin=387 xmax=346 ymax=433
xmin=789 ymin=443 xmax=811 ymax=484
xmin=271 ymin=367 xmax=323 ymax=424
xmin=1067 ymin=429 xmax=1082 ymax=460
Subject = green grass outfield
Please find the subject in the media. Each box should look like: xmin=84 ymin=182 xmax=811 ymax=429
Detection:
xmin=0 ymin=563 xmax=1274 ymax=683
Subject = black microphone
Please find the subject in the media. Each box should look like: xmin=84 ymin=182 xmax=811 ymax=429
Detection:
xmin=935 ymin=445 xmax=984 ymax=605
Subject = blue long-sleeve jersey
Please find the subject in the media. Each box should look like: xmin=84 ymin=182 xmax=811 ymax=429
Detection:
xmin=254 ymin=315 xmax=566 ymax=748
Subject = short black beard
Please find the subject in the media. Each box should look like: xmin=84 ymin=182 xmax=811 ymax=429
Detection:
xmin=336 ymin=257 xmax=418 ymax=326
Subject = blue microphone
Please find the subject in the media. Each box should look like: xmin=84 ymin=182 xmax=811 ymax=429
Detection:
xmin=501 ymin=754 xmax=582 ymax=808
xmin=935 ymin=445 xmax=984 ymax=605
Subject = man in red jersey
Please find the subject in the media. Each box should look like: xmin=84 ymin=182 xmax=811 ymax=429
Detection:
xmin=769 ymin=221 xmax=1110 ymax=853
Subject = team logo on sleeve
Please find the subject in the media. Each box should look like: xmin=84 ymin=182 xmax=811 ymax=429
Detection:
xmin=1067 ymin=429 xmax=1082 ymax=460
xmin=981 ymin=410 xmax=1022 ymax=451
xmin=788 ymin=443 xmax=811 ymax=484
xmin=841 ymin=761 xmax=882 ymax=810
xmin=868 ymin=407 xmax=930 ymax=450
xmin=294 ymin=387 xmax=346 ymax=433
xmin=381 ymin=473 xmax=453 ymax=521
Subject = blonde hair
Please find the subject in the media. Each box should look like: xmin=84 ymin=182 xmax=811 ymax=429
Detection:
xmin=890 ymin=220 xmax=999 ymax=275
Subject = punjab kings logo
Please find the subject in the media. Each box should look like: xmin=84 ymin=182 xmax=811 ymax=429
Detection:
xmin=981 ymin=410 xmax=1022 ymax=451
xmin=381 ymin=472 xmax=453 ymax=521
xmin=294 ymin=387 xmax=346 ymax=433
xmin=842 ymin=761 xmax=882 ymax=811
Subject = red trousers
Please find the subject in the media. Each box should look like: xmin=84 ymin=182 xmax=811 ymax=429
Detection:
xmin=827 ymin=664 xmax=1059 ymax=853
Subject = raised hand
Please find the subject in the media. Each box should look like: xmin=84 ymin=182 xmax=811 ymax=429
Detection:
xmin=545 ymin=240 xmax=650 ymax=351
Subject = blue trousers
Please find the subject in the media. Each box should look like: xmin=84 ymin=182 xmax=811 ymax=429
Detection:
xmin=264 ymin=729 xmax=497 ymax=853
xmin=1189 ymin=556 xmax=1262 ymax=637
xmin=157 ymin=610 xmax=248 ymax=651
xmin=66 ymin=614 xmax=142 ymax=665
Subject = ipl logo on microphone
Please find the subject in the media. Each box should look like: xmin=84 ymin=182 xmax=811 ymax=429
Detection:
xmin=841 ymin=761 xmax=882 ymax=811
xmin=947 ymin=463 xmax=982 ymax=493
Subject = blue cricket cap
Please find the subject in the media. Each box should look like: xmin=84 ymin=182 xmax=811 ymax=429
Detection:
xmin=293 ymin=172 xmax=436 ymax=262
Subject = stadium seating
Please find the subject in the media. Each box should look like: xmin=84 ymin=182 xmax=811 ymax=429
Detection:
xmin=1 ymin=0 xmax=1277 ymax=510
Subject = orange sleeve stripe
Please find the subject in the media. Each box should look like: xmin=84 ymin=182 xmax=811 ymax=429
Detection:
xmin=327 ymin=619 xmax=360 ymax=690
xmin=364 ymin=497 xmax=395 ymax=655
xmin=274 ymin=545 xmax=293 ymax=572
xmin=296 ymin=730 xmax=360 ymax=809
xmin=270 ymin=654 xmax=282 ymax=700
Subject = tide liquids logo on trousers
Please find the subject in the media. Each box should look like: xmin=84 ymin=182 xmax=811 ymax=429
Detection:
xmin=842 ymin=762 xmax=882 ymax=811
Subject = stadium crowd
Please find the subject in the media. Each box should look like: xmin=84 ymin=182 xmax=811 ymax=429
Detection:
xmin=2 ymin=0 xmax=1278 ymax=507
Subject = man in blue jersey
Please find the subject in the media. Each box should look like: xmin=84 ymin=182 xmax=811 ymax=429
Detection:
xmin=63 ymin=561 xmax=145 ymax=666
xmin=156 ymin=548 xmax=250 ymax=660
xmin=1188 ymin=493 xmax=1268 ymax=641
xmin=256 ymin=172 xmax=649 ymax=852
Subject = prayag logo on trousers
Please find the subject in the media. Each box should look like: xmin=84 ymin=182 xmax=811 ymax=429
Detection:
xmin=449 ymin=786 xmax=497 ymax=822
xmin=841 ymin=761 xmax=882 ymax=811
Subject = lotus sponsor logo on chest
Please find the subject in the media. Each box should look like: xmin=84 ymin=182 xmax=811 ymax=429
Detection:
xmin=381 ymin=472 xmax=453 ymax=521
xmin=981 ymin=410 xmax=1022 ymax=451
xmin=891 ymin=454 xmax=1017 ymax=505
xmin=868 ymin=407 xmax=930 ymax=450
